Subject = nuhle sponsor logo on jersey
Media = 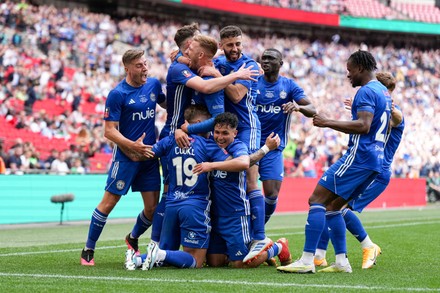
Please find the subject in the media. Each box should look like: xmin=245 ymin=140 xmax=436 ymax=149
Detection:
xmin=212 ymin=170 xmax=227 ymax=179
xmin=256 ymin=103 xmax=282 ymax=114
xmin=132 ymin=108 xmax=155 ymax=120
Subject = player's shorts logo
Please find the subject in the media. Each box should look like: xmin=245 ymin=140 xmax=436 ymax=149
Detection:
xmin=188 ymin=231 xmax=196 ymax=239
xmin=280 ymin=90 xmax=287 ymax=99
xmin=116 ymin=180 xmax=125 ymax=190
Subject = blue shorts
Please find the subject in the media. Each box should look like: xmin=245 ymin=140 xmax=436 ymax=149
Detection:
xmin=207 ymin=214 xmax=251 ymax=261
xmin=318 ymin=160 xmax=378 ymax=201
xmin=105 ymin=159 xmax=161 ymax=195
xmin=237 ymin=127 xmax=261 ymax=154
xmin=259 ymin=149 xmax=284 ymax=181
xmin=159 ymin=201 xmax=211 ymax=250
xmin=349 ymin=169 xmax=391 ymax=212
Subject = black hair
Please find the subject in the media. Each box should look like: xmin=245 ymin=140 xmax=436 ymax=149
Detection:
xmin=174 ymin=23 xmax=200 ymax=48
xmin=214 ymin=112 xmax=238 ymax=129
xmin=348 ymin=50 xmax=377 ymax=72
xmin=219 ymin=25 xmax=242 ymax=40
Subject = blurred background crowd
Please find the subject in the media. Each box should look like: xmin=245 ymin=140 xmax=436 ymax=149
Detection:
xmin=0 ymin=0 xmax=439 ymax=200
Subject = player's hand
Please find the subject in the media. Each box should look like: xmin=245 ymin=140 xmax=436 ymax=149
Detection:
xmin=282 ymin=101 xmax=300 ymax=113
xmin=131 ymin=133 xmax=153 ymax=159
xmin=235 ymin=63 xmax=259 ymax=81
xmin=312 ymin=113 xmax=329 ymax=128
xmin=344 ymin=97 xmax=352 ymax=110
xmin=193 ymin=162 xmax=213 ymax=175
xmin=175 ymin=129 xmax=190 ymax=148
xmin=181 ymin=121 xmax=189 ymax=133
xmin=198 ymin=65 xmax=221 ymax=78
xmin=169 ymin=49 xmax=179 ymax=62
xmin=265 ymin=132 xmax=280 ymax=151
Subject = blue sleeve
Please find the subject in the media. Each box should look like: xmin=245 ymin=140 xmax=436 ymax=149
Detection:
xmin=170 ymin=63 xmax=197 ymax=85
xmin=187 ymin=90 xmax=224 ymax=134
xmin=104 ymin=89 xmax=122 ymax=121
xmin=226 ymin=140 xmax=249 ymax=158
xmin=152 ymin=136 xmax=173 ymax=158
xmin=289 ymin=79 xmax=306 ymax=103
xmin=187 ymin=117 xmax=215 ymax=134
xmin=153 ymin=78 xmax=166 ymax=104
xmin=355 ymin=87 xmax=375 ymax=114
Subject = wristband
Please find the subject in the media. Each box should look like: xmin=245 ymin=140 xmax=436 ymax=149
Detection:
xmin=261 ymin=145 xmax=270 ymax=155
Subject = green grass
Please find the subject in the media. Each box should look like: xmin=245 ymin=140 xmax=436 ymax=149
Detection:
xmin=1 ymin=207 xmax=440 ymax=292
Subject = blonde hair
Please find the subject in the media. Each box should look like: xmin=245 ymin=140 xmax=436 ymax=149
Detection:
xmin=122 ymin=49 xmax=145 ymax=66
xmin=193 ymin=35 xmax=218 ymax=58
xmin=376 ymin=72 xmax=396 ymax=93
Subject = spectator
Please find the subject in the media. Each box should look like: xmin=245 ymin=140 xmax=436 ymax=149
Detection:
xmin=50 ymin=150 xmax=69 ymax=175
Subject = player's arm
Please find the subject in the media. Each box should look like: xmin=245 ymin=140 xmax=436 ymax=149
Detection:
xmin=390 ymin=103 xmax=403 ymax=127
xmin=249 ymin=132 xmax=280 ymax=166
xmin=282 ymin=97 xmax=316 ymax=117
xmin=186 ymin=64 xmax=258 ymax=94
xmin=313 ymin=111 xmax=374 ymax=134
xmin=193 ymin=155 xmax=249 ymax=175
xmin=224 ymin=83 xmax=249 ymax=104
xmin=104 ymin=121 xmax=153 ymax=160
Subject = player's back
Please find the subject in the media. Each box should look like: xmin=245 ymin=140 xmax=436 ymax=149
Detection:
xmin=105 ymin=78 xmax=164 ymax=161
xmin=346 ymin=80 xmax=391 ymax=172
xmin=153 ymin=134 xmax=217 ymax=206
xmin=160 ymin=61 xmax=196 ymax=139
xmin=256 ymin=75 xmax=305 ymax=150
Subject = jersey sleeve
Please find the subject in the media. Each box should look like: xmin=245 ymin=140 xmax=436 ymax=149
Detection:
xmin=288 ymin=79 xmax=306 ymax=103
xmin=153 ymin=78 xmax=166 ymax=104
xmin=226 ymin=140 xmax=249 ymax=158
xmin=104 ymin=88 xmax=123 ymax=121
xmin=355 ymin=86 xmax=376 ymax=114
xmin=152 ymin=135 xmax=173 ymax=158
xmin=235 ymin=59 xmax=259 ymax=89
xmin=170 ymin=63 xmax=197 ymax=85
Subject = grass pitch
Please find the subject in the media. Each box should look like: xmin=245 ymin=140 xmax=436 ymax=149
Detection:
xmin=1 ymin=206 xmax=439 ymax=292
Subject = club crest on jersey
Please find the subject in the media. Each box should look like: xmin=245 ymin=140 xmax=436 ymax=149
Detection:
xmin=182 ymin=70 xmax=192 ymax=78
xmin=104 ymin=108 xmax=109 ymax=118
xmin=149 ymin=93 xmax=156 ymax=102
xmin=280 ymin=90 xmax=287 ymax=99
xmin=116 ymin=180 xmax=125 ymax=190
xmin=139 ymin=95 xmax=147 ymax=103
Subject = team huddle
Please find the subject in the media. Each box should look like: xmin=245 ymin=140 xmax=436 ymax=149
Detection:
xmin=80 ymin=24 xmax=404 ymax=274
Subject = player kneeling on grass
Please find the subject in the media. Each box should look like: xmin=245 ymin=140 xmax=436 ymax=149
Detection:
xmin=194 ymin=112 xmax=291 ymax=268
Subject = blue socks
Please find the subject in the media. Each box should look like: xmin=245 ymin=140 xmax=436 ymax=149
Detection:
xmin=86 ymin=208 xmax=108 ymax=250
xmin=326 ymin=211 xmax=347 ymax=255
xmin=343 ymin=208 xmax=368 ymax=242
xmin=130 ymin=210 xmax=152 ymax=239
xmin=266 ymin=242 xmax=280 ymax=260
xmin=151 ymin=194 xmax=166 ymax=243
xmin=303 ymin=204 xmax=326 ymax=253
xmin=248 ymin=190 xmax=265 ymax=240
xmin=317 ymin=220 xmax=330 ymax=251
xmin=164 ymin=250 xmax=196 ymax=268
xmin=264 ymin=195 xmax=278 ymax=223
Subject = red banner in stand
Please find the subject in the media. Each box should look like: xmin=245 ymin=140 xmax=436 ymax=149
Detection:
xmin=181 ymin=0 xmax=340 ymax=26
xmin=276 ymin=178 xmax=426 ymax=213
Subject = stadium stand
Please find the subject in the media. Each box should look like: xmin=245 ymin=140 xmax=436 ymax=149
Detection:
xmin=0 ymin=0 xmax=439 ymax=179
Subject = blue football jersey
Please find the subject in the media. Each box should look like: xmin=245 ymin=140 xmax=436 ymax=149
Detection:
xmin=383 ymin=105 xmax=405 ymax=171
xmin=104 ymin=78 xmax=165 ymax=161
xmin=188 ymin=76 xmax=225 ymax=134
xmin=209 ymin=139 xmax=250 ymax=217
xmin=152 ymin=135 xmax=219 ymax=205
xmin=160 ymin=61 xmax=197 ymax=139
xmin=256 ymin=75 xmax=306 ymax=150
xmin=214 ymin=54 xmax=260 ymax=133
xmin=343 ymin=80 xmax=391 ymax=172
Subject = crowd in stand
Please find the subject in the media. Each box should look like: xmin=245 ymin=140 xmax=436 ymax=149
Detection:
xmin=0 ymin=1 xmax=439 ymax=186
